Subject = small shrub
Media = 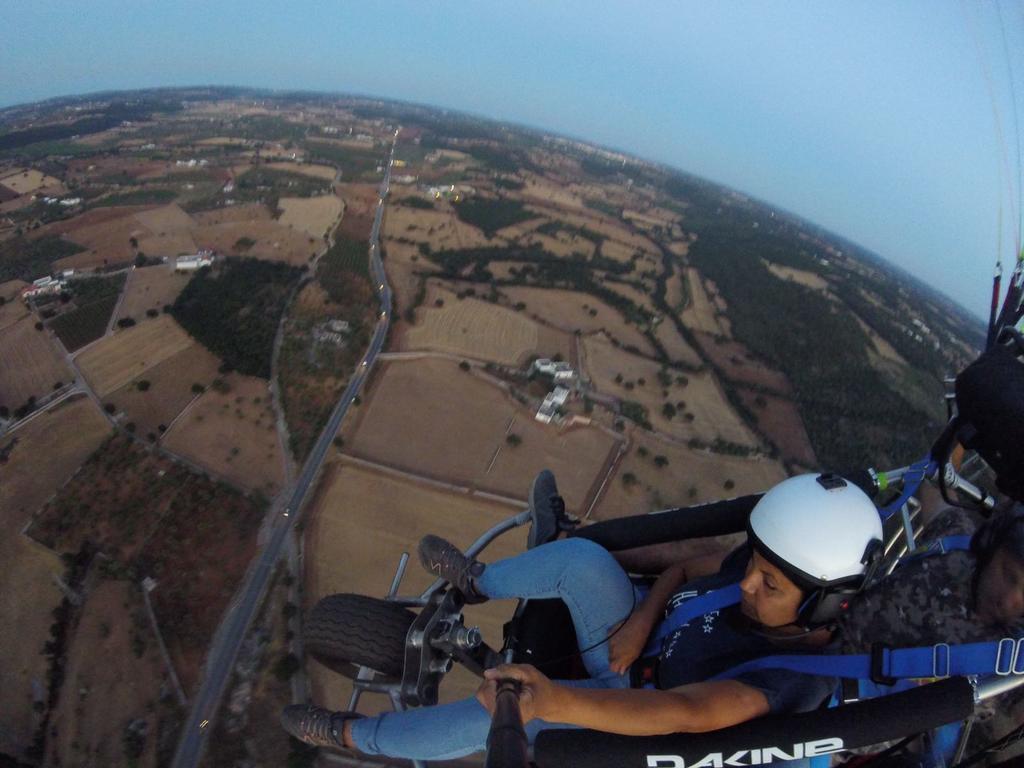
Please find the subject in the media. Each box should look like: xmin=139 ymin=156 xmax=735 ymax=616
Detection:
xmin=459 ymin=360 xmax=471 ymax=371
xmin=653 ymin=455 xmax=669 ymax=468
xmin=117 ymin=317 xmax=136 ymax=328
xmin=622 ymin=472 xmax=638 ymax=487
xmin=104 ymin=403 xmax=116 ymax=414
xmin=506 ymin=433 xmax=522 ymax=447
xmin=136 ymin=380 xmax=151 ymax=392
xmin=191 ymin=383 xmax=206 ymax=394
xmin=724 ymin=479 xmax=735 ymax=490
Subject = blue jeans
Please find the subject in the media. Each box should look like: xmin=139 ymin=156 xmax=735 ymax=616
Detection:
xmin=349 ymin=537 xmax=637 ymax=760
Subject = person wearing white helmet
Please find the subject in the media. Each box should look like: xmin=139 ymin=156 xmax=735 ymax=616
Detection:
xmin=283 ymin=473 xmax=883 ymax=761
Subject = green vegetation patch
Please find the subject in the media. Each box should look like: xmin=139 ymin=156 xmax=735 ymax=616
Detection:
xmin=319 ymin=232 xmax=370 ymax=297
xmin=49 ymin=274 xmax=127 ymax=351
xmin=92 ymin=188 xmax=178 ymax=208
xmin=171 ymin=258 xmax=302 ymax=378
xmin=451 ymin=196 xmax=532 ymax=237
xmin=235 ymin=167 xmax=329 ymax=201
xmin=303 ymin=141 xmax=382 ymax=179
xmin=0 ymin=235 xmax=85 ymax=283
xmin=397 ymin=196 xmax=435 ymax=210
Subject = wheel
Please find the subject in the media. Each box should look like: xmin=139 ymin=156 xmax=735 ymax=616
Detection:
xmin=304 ymin=593 xmax=416 ymax=681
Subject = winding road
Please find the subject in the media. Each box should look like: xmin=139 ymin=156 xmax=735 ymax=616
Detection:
xmin=169 ymin=133 xmax=398 ymax=768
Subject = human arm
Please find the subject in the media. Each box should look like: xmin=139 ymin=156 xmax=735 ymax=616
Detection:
xmin=478 ymin=664 xmax=770 ymax=735
xmin=607 ymin=552 xmax=724 ymax=674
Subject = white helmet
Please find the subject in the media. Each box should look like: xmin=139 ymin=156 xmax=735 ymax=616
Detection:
xmin=748 ymin=473 xmax=883 ymax=627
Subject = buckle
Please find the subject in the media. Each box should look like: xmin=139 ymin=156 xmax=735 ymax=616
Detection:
xmin=995 ymin=638 xmax=1018 ymax=676
xmin=870 ymin=643 xmax=896 ymax=686
xmin=1016 ymin=640 xmax=1024 ymax=675
xmin=932 ymin=643 xmax=950 ymax=678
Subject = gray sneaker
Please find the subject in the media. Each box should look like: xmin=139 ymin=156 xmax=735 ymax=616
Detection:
xmin=417 ymin=535 xmax=487 ymax=603
xmin=280 ymin=705 xmax=363 ymax=749
xmin=528 ymin=470 xmax=573 ymax=549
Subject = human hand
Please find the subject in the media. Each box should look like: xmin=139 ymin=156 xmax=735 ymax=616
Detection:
xmin=607 ymin=614 xmax=651 ymax=675
xmin=477 ymin=663 xmax=559 ymax=723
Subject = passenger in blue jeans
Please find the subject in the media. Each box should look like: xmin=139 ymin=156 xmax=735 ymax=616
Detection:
xmin=283 ymin=474 xmax=883 ymax=761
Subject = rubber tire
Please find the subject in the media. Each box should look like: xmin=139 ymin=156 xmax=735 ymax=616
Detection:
xmin=305 ymin=593 xmax=416 ymax=681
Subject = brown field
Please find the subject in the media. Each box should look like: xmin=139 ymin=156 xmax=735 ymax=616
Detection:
xmin=601 ymin=278 xmax=657 ymax=314
xmin=277 ymin=194 xmax=343 ymax=239
xmin=384 ymin=202 xmax=496 ymax=251
xmin=136 ymin=228 xmax=197 ymax=258
xmin=57 ymin=212 xmax=154 ymax=270
xmin=737 ymin=389 xmax=817 ymax=468
xmin=0 ymin=316 xmax=73 ymax=410
xmin=190 ymin=219 xmax=316 ymax=266
xmin=404 ymin=284 xmax=570 ymax=365
xmin=498 ymin=285 xmax=656 ymax=356
xmin=518 ymin=172 xmax=588 ymax=210
xmin=593 ymin=429 xmax=787 ymax=523
xmin=335 ymin=183 xmax=380 ymax=240
xmin=853 ymin=313 xmax=905 ymax=364
xmin=582 ymin=335 xmax=758 ymax=447
xmin=105 ymin=342 xmax=222 ymax=437
xmin=764 ymin=260 xmax=830 ymax=292
xmin=0 ymin=396 xmax=110 ymax=758
xmin=694 ymin=333 xmax=792 ymax=394
xmin=664 ymin=263 xmax=687 ymax=310
xmin=132 ymin=203 xmax=194 ymax=233
xmin=667 ymin=240 xmax=691 ymax=259
xmin=680 ymin=267 xmax=729 ymax=336
xmin=0 ymin=168 xmax=61 ymax=195
xmin=264 ymin=161 xmax=338 ymax=180
xmin=46 ymin=581 xmax=163 ymax=768
xmin=191 ymin=203 xmax=272 ymax=226
xmin=76 ymin=314 xmax=197 ymax=396
xmin=525 ymin=204 xmax=659 ymax=255
xmin=306 ymin=461 xmax=528 ymax=710
xmin=343 ymin=358 xmax=618 ymax=512
xmin=0 ymin=280 xmax=30 ymax=331
xmin=380 ymin=239 xmax=437 ymax=318
xmin=115 ymin=264 xmax=191 ymax=323
xmin=654 ymin=319 xmax=702 ymax=367
xmin=163 ymin=374 xmax=285 ymax=495
xmin=28 ymin=205 xmax=152 ymax=241
xmin=494 ymin=216 xmax=548 ymax=240
xmin=522 ymin=230 xmax=596 ymax=259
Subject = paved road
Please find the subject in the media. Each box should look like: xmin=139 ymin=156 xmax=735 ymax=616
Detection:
xmin=169 ymin=134 xmax=399 ymax=768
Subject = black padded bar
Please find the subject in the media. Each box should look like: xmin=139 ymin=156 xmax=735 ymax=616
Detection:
xmin=534 ymin=677 xmax=974 ymax=768
xmin=571 ymin=495 xmax=761 ymax=552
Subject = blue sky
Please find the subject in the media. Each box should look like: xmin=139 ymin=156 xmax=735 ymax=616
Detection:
xmin=2 ymin=1 xmax=1022 ymax=318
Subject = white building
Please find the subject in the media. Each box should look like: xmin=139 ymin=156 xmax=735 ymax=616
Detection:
xmin=175 ymin=250 xmax=215 ymax=271
xmin=532 ymin=358 xmax=576 ymax=383
xmin=22 ymin=276 xmax=64 ymax=299
xmin=535 ymin=386 xmax=571 ymax=424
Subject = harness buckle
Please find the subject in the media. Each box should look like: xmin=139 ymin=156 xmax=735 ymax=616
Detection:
xmin=1015 ymin=639 xmax=1024 ymax=675
xmin=995 ymin=638 xmax=1018 ymax=676
xmin=932 ymin=643 xmax=950 ymax=678
xmin=870 ymin=643 xmax=896 ymax=686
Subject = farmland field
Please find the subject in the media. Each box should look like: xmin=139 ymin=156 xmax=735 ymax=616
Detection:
xmin=592 ymin=429 xmax=786 ymax=522
xmin=75 ymin=313 xmax=197 ymax=395
xmin=277 ymin=194 xmax=343 ymax=240
xmin=738 ymin=389 xmax=817 ymax=467
xmin=343 ymin=357 xmax=618 ymax=511
xmin=105 ymin=342 xmax=221 ymax=438
xmin=0 ymin=168 xmax=61 ymax=195
xmin=403 ymin=284 xmax=570 ymax=365
xmin=264 ymin=161 xmax=337 ymax=180
xmin=0 ymin=315 xmax=72 ymax=411
xmin=189 ymin=219 xmax=317 ymax=266
xmin=680 ymin=267 xmax=730 ymax=336
xmin=45 ymin=581 xmax=163 ymax=768
xmin=581 ymin=335 xmax=758 ymax=447
xmin=0 ymin=396 xmax=110 ymax=758
xmin=499 ymin=285 xmax=655 ymax=355
xmin=27 ymin=434 xmax=264 ymax=694
xmin=52 ymin=301 xmax=117 ymax=352
xmin=163 ymin=373 xmax=286 ymax=495
xmin=305 ymin=461 xmax=528 ymax=710
xmin=115 ymin=264 xmax=191 ymax=323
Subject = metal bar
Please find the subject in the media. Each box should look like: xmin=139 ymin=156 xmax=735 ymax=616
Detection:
xmin=974 ymin=673 xmax=1024 ymax=702
xmin=387 ymin=553 xmax=409 ymax=599
xmin=419 ymin=510 xmax=531 ymax=599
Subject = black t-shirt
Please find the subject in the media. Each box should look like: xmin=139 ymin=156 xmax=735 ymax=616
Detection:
xmin=654 ymin=548 xmax=837 ymax=714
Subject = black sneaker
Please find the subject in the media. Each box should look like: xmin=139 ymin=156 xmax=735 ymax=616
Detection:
xmin=527 ymin=469 xmax=574 ymax=549
xmin=417 ymin=535 xmax=487 ymax=603
xmin=280 ymin=705 xmax=363 ymax=749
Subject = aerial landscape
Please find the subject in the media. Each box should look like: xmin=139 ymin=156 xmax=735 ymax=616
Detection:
xmin=2 ymin=4 xmax=1023 ymax=768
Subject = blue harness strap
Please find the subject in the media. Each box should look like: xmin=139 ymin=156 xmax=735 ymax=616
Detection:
xmin=879 ymin=456 xmax=936 ymax=521
xmin=642 ymin=583 xmax=741 ymax=658
xmin=711 ymin=636 xmax=1024 ymax=682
